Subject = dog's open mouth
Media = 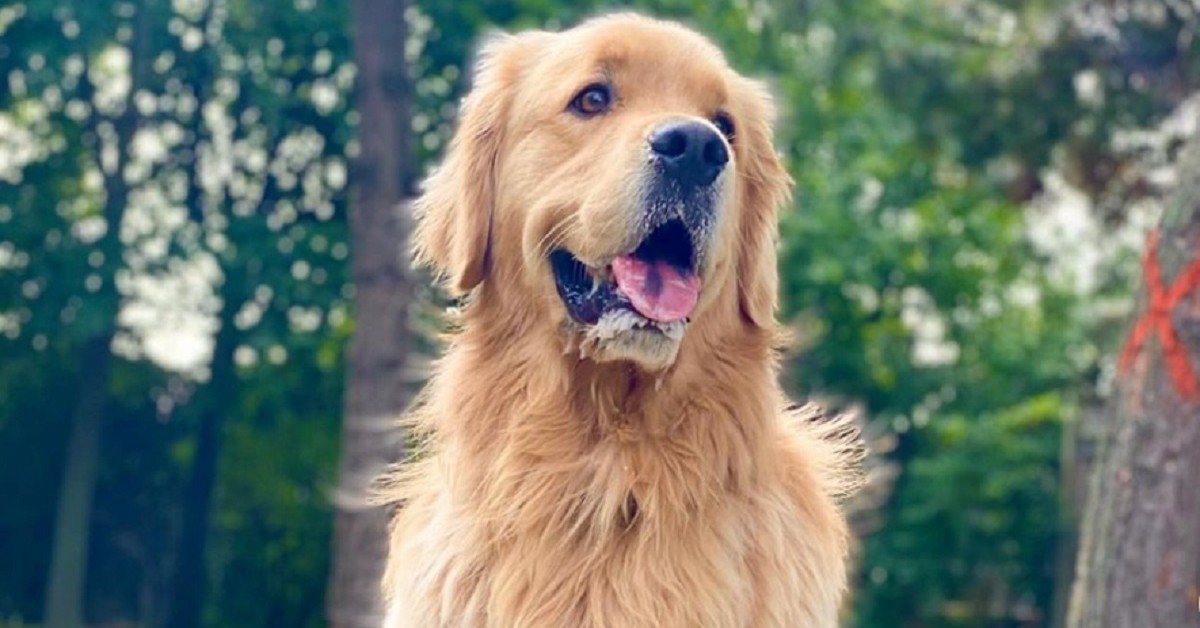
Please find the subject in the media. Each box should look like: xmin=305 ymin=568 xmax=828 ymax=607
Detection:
xmin=550 ymin=219 xmax=700 ymax=330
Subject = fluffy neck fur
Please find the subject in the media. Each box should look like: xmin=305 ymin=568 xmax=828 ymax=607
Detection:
xmin=410 ymin=280 xmax=783 ymax=540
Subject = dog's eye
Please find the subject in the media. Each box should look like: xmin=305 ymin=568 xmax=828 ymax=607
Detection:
xmin=569 ymin=84 xmax=613 ymax=117
xmin=712 ymin=112 xmax=736 ymax=143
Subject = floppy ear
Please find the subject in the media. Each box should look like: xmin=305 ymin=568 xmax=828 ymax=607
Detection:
xmin=736 ymin=80 xmax=793 ymax=330
xmin=411 ymin=34 xmax=532 ymax=295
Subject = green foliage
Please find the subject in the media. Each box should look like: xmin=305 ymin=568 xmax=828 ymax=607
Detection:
xmin=1 ymin=0 xmax=353 ymax=624
xmin=858 ymin=395 xmax=1069 ymax=627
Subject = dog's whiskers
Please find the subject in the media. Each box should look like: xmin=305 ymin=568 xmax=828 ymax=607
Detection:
xmin=535 ymin=215 xmax=582 ymax=262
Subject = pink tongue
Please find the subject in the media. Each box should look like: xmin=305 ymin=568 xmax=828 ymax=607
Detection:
xmin=611 ymin=255 xmax=700 ymax=322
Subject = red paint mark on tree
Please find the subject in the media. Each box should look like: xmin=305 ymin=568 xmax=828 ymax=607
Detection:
xmin=1154 ymin=553 xmax=1174 ymax=599
xmin=1119 ymin=229 xmax=1200 ymax=402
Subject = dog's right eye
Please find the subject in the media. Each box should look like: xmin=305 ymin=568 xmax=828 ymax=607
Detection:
xmin=569 ymin=84 xmax=613 ymax=117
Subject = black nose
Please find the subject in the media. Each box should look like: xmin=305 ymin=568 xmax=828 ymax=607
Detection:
xmin=648 ymin=121 xmax=728 ymax=189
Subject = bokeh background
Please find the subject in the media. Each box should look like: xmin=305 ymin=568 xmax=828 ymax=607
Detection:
xmin=1 ymin=0 xmax=1197 ymax=627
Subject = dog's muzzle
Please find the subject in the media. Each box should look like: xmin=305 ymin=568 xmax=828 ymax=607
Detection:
xmin=550 ymin=120 xmax=729 ymax=332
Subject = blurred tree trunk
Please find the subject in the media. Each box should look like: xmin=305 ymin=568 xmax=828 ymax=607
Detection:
xmin=327 ymin=0 xmax=414 ymax=626
xmin=1067 ymin=139 xmax=1200 ymax=628
xmin=166 ymin=6 xmax=225 ymax=625
xmin=43 ymin=3 xmax=152 ymax=626
xmin=168 ymin=278 xmax=242 ymax=628
xmin=45 ymin=335 xmax=111 ymax=628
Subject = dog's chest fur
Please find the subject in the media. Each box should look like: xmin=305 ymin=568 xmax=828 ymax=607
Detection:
xmin=383 ymin=420 xmax=845 ymax=628
xmin=380 ymin=330 xmax=852 ymax=628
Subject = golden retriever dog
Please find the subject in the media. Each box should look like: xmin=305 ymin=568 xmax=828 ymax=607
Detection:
xmin=380 ymin=13 xmax=861 ymax=628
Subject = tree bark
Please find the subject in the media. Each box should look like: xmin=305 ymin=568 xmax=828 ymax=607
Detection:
xmin=327 ymin=1 xmax=414 ymax=626
xmin=1067 ymin=138 xmax=1200 ymax=628
xmin=44 ymin=334 xmax=112 ymax=628
xmin=43 ymin=3 xmax=151 ymax=625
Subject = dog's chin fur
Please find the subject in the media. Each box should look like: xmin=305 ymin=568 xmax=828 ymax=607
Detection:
xmin=566 ymin=310 xmax=688 ymax=372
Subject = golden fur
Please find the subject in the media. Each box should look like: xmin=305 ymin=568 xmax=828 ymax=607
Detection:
xmin=380 ymin=13 xmax=861 ymax=627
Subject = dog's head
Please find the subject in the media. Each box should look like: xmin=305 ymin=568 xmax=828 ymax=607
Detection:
xmin=414 ymin=14 xmax=791 ymax=371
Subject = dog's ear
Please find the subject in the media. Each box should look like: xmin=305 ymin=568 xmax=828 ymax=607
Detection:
xmin=735 ymin=79 xmax=793 ymax=331
xmin=411 ymin=33 xmax=537 ymax=295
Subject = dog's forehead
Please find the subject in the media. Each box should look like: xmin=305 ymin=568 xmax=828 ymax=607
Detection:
xmin=548 ymin=16 xmax=733 ymax=100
